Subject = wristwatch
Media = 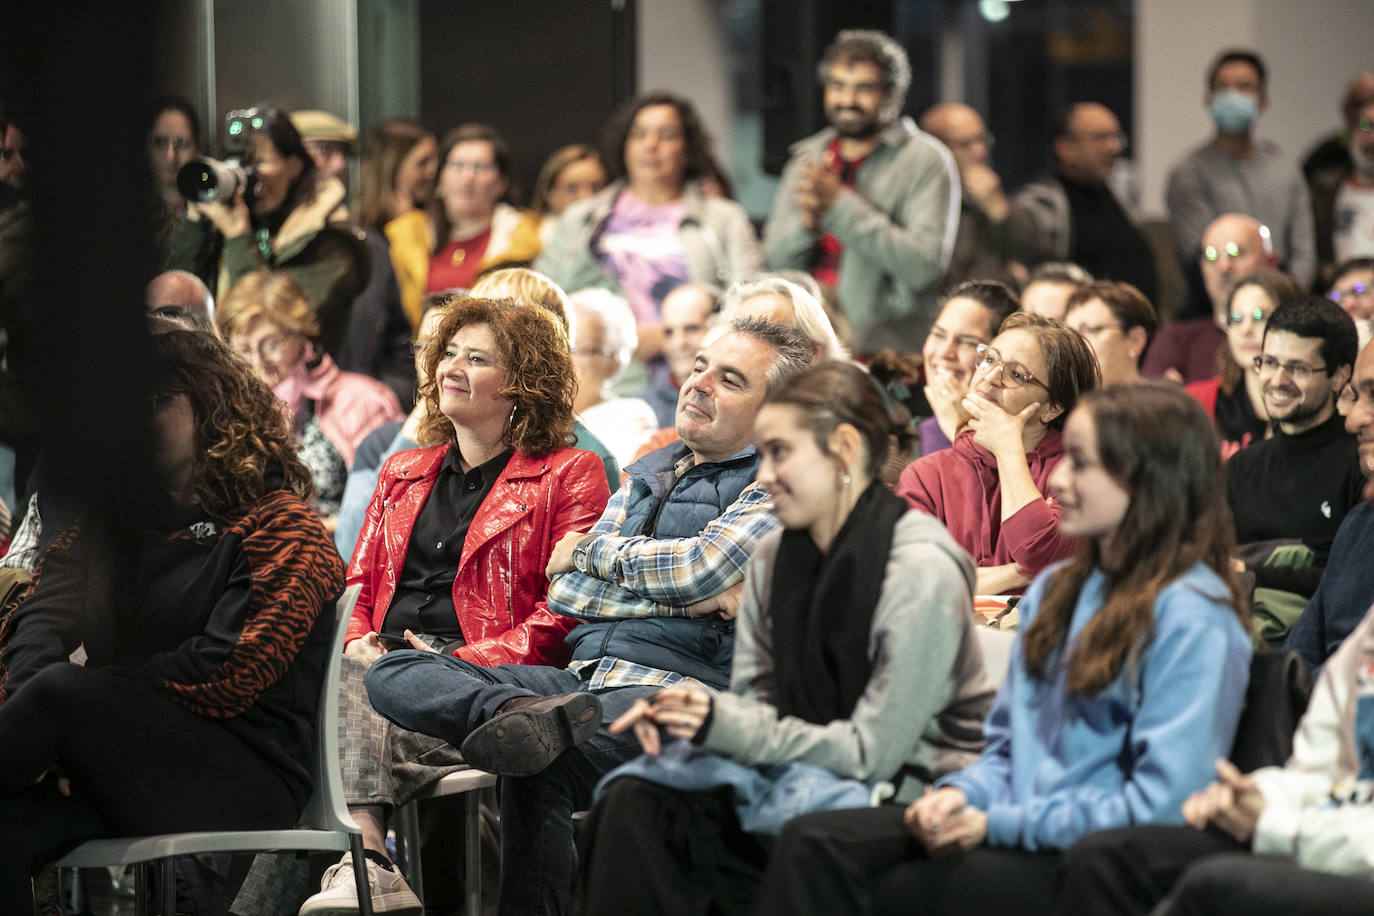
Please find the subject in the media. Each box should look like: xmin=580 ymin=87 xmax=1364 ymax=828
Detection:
xmin=571 ymin=536 xmax=591 ymax=572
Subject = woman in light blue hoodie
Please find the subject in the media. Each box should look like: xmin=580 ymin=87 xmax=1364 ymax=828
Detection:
xmin=752 ymin=382 xmax=1254 ymax=916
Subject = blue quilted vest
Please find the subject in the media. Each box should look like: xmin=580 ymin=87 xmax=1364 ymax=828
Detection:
xmin=565 ymin=441 xmax=759 ymax=690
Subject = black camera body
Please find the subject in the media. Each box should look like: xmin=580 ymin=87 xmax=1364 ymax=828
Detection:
xmin=176 ymin=108 xmax=263 ymax=205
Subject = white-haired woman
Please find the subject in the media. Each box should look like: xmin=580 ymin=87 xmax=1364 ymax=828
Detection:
xmin=720 ymin=276 xmax=849 ymax=363
xmin=568 ymin=288 xmax=661 ymax=467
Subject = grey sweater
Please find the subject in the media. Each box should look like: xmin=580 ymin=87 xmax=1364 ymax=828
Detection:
xmin=762 ymin=118 xmax=960 ymax=353
xmin=703 ymin=511 xmax=993 ymax=798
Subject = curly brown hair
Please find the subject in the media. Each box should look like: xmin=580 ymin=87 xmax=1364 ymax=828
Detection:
xmin=415 ymin=298 xmax=576 ymax=456
xmin=148 ymin=331 xmax=313 ymax=514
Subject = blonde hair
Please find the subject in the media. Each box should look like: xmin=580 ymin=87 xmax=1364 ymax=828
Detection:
xmin=471 ymin=267 xmax=571 ymax=341
xmin=216 ymin=271 xmax=320 ymax=340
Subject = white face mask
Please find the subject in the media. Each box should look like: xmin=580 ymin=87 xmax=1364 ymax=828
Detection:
xmin=1210 ymin=90 xmax=1259 ymax=135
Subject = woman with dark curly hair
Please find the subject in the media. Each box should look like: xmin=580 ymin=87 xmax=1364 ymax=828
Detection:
xmin=276 ymin=297 xmax=613 ymax=915
xmin=535 ymin=92 xmax=760 ymax=361
xmin=0 ymin=331 xmax=346 ymax=914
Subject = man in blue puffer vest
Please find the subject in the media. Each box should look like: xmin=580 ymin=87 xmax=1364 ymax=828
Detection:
xmin=365 ymin=316 xmax=814 ymax=914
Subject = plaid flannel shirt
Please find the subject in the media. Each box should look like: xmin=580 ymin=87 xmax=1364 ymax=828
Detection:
xmin=1 ymin=493 xmax=40 ymax=574
xmin=551 ymin=453 xmax=777 ymax=689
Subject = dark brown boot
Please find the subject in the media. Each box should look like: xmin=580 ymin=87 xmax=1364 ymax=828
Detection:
xmin=461 ymin=692 xmax=603 ymax=776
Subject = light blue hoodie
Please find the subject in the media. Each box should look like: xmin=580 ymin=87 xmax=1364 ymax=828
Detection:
xmin=941 ymin=561 xmax=1252 ymax=851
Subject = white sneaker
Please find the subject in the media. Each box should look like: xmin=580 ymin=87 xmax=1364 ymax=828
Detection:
xmin=298 ymin=853 xmax=423 ymax=915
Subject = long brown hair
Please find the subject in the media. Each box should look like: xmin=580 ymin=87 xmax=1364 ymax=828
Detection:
xmin=358 ymin=117 xmax=433 ymax=231
xmin=415 ymin=297 xmax=575 ymax=456
xmin=147 ymin=331 xmax=313 ymax=514
xmin=429 ymin=123 xmax=516 ymax=253
xmin=1021 ymin=383 xmax=1246 ymax=696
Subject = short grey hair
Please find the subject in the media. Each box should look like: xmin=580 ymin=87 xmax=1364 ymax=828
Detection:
xmin=727 ymin=316 xmax=815 ymax=396
xmin=568 ymin=288 xmax=638 ymax=377
xmin=720 ymin=276 xmax=849 ymax=362
xmin=818 ymin=29 xmax=912 ymax=122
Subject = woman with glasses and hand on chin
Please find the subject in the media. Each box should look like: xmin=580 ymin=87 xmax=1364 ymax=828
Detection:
xmin=898 ymin=312 xmax=1099 ymax=595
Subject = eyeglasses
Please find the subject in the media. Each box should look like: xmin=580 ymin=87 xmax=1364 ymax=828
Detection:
xmin=1069 ymin=322 xmax=1122 ymax=338
xmin=1329 ymin=282 xmax=1372 ymax=304
xmin=1204 ymin=242 xmax=1250 ymax=263
xmin=148 ymin=135 xmax=194 ymax=152
xmin=1338 ymin=384 xmax=1357 ymax=413
xmin=974 ymin=344 xmax=1047 ymax=389
xmin=234 ymin=334 xmax=291 ymax=363
xmin=948 ymin=132 xmax=995 ymax=152
xmin=1356 ymin=117 xmax=1374 ymax=134
xmin=444 ymin=159 xmax=496 ymax=175
xmin=1070 ymin=130 xmax=1127 ymax=148
xmin=1227 ymin=306 xmax=1271 ymax=327
xmin=1253 ymin=355 xmax=1327 ymax=381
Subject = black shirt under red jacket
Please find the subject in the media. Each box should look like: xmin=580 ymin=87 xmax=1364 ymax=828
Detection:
xmin=0 ymin=488 xmax=345 ymax=809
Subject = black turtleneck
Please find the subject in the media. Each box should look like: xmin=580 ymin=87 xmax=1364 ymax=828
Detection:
xmin=1225 ymin=410 xmax=1365 ymax=595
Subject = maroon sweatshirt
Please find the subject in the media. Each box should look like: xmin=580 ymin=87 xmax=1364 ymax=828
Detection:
xmin=896 ymin=429 xmax=1077 ymax=594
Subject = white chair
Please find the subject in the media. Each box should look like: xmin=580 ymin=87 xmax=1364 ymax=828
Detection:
xmin=56 ymin=585 xmax=374 ymax=916
xmin=394 ymin=766 xmax=497 ymax=916
xmin=974 ymin=624 xmax=1016 ymax=690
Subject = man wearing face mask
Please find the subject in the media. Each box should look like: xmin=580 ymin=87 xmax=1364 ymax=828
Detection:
xmin=1167 ymin=49 xmax=1315 ymax=293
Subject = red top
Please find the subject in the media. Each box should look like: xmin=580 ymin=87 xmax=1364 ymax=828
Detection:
xmin=896 ymin=429 xmax=1076 ymax=593
xmin=813 ymin=136 xmax=868 ymax=287
xmin=426 ymin=226 xmax=493 ymax=292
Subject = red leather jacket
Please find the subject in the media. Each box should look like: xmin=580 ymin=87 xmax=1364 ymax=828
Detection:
xmin=345 ymin=444 xmax=611 ymax=666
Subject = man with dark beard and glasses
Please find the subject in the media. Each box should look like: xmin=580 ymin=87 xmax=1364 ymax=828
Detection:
xmin=763 ymin=29 xmax=959 ymax=355
xmin=1224 ymin=296 xmax=1363 ymax=641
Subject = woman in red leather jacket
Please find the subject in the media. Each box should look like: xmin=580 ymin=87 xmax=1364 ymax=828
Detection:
xmin=343 ymin=296 xmax=610 ymax=666
xmin=239 ymin=295 xmax=611 ymax=916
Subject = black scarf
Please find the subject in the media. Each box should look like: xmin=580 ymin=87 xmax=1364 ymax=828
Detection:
xmin=771 ymin=480 xmax=908 ymax=725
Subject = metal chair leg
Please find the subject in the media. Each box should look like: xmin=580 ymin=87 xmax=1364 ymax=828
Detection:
xmin=350 ymin=834 xmax=376 ymax=916
xmin=465 ymin=791 xmax=482 ymax=916
xmin=133 ymin=861 xmax=151 ymax=916
xmin=395 ymin=800 xmax=425 ymax=902
xmin=159 ymin=858 xmax=176 ymax=916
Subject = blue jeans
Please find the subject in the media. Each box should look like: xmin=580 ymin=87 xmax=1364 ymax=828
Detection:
xmin=366 ymin=651 xmax=654 ymax=915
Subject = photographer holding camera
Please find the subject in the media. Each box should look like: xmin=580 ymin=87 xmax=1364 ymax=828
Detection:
xmin=166 ymin=106 xmax=367 ymax=359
